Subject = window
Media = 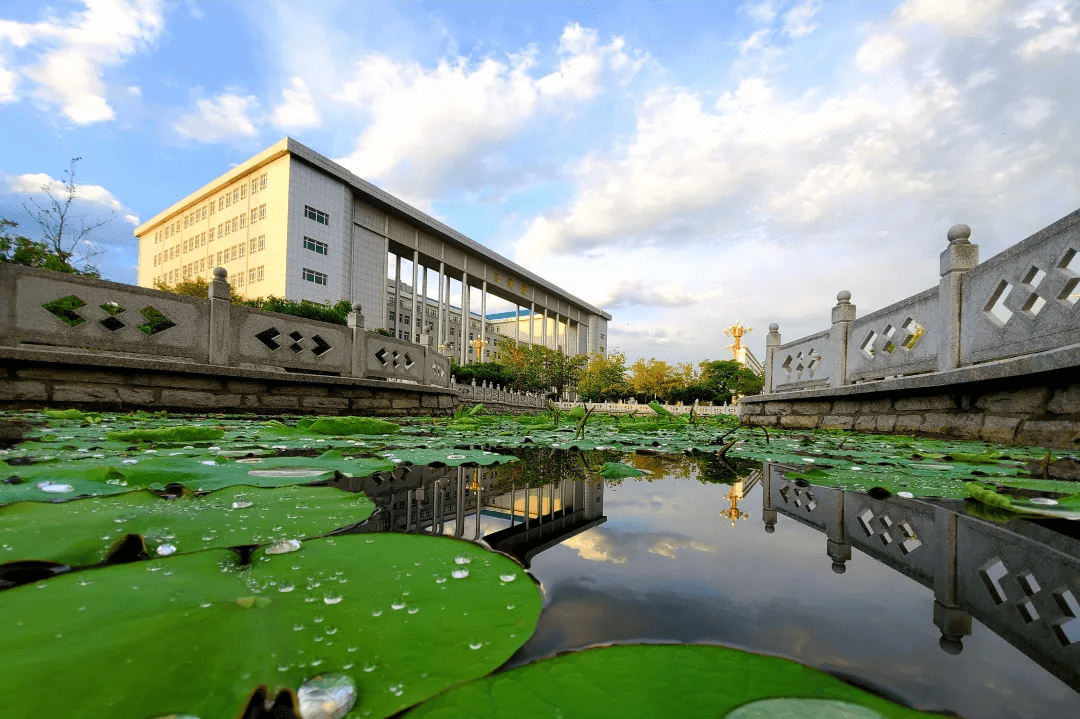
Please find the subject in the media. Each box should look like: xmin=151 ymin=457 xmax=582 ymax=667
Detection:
xmin=258 ymin=235 xmax=265 ymax=251
xmin=303 ymin=268 xmax=327 ymax=285
xmin=224 ymin=221 xmax=230 ymax=235
xmin=260 ymin=173 xmax=267 ymax=189
xmin=252 ymin=178 xmax=259 ymax=194
xmin=217 ymin=251 xmax=223 ymax=265
xmin=233 ymin=189 xmax=240 ymax=203
xmin=240 ymin=185 xmax=246 ymax=199
xmin=249 ymin=269 xmax=256 ymax=283
xmin=303 ymin=237 xmax=328 ymax=255
xmin=232 ymin=217 xmax=239 ymax=232
xmin=231 ymin=245 xmax=239 ymax=261
xmin=398 ymin=330 xmax=411 ymax=341
xmin=239 ymin=214 xmax=245 ymax=228
xmin=239 ymin=244 xmax=245 ymax=258
xmin=199 ymin=259 xmax=205 ymax=272
xmin=249 ymin=238 xmax=257 ymax=253
xmin=209 ymin=228 xmax=215 ymax=241
xmin=202 ymin=206 xmax=207 ymax=220
xmin=236 ymin=272 xmax=244 ymax=287
xmin=304 ymin=205 xmax=329 ymax=225
xmin=251 ymin=210 xmax=257 ymax=224
xmin=218 ymin=197 xmax=224 ymax=211
xmin=402 ymin=315 xmax=411 ymax=326
xmin=257 ymin=266 xmax=265 ymax=281
xmin=389 ymin=311 xmax=396 ymax=322
xmin=209 ymin=202 xmax=215 ymax=215
xmin=259 ymin=204 xmax=266 ymax=220
xmin=218 ymin=223 xmax=224 ymax=236
xmin=184 ymin=216 xmax=189 ymax=228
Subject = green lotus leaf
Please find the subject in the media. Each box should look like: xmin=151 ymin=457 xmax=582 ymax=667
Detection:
xmin=0 ymin=534 xmax=542 ymax=719
xmin=599 ymin=461 xmax=647 ymax=479
xmin=306 ymin=416 xmax=401 ymax=436
xmin=403 ymin=644 xmax=940 ymax=718
xmin=0 ymin=485 xmax=374 ymax=566
xmin=106 ymin=426 xmax=226 ymax=443
xmin=0 ymin=476 xmax=136 ymax=504
xmin=382 ymin=448 xmax=517 ymax=467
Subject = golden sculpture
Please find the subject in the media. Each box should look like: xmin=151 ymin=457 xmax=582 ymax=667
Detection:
xmin=724 ymin=321 xmax=752 ymax=360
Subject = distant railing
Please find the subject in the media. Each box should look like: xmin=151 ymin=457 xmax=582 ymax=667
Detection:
xmin=555 ymin=401 xmax=738 ymax=416
xmin=452 ymin=377 xmax=546 ymax=409
xmin=763 ymin=211 xmax=1080 ymax=393
xmin=0 ymin=265 xmax=451 ymax=387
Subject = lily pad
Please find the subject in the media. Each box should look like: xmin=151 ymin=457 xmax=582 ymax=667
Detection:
xmin=599 ymin=462 xmax=647 ymax=479
xmin=0 ymin=485 xmax=375 ymax=566
xmin=106 ymin=426 xmax=226 ymax=443
xmin=382 ymin=448 xmax=518 ymax=467
xmin=403 ymin=644 xmax=939 ymax=718
xmin=306 ymin=416 xmax=401 ymax=436
xmin=0 ymin=534 xmax=542 ymax=719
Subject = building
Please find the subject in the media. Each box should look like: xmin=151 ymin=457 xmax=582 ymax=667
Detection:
xmin=134 ymin=138 xmax=611 ymax=364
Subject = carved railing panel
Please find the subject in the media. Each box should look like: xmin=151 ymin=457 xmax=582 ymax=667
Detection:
xmin=4 ymin=265 xmax=208 ymax=361
xmin=847 ymin=287 xmax=939 ymax=382
xmin=232 ymin=306 xmax=352 ymax=374
xmin=771 ymin=329 xmax=832 ymax=391
xmin=770 ymin=476 xmax=838 ymax=532
xmin=365 ymin=335 xmax=424 ymax=383
xmin=842 ymin=493 xmax=936 ymax=587
xmin=961 ymin=212 xmax=1080 ymax=364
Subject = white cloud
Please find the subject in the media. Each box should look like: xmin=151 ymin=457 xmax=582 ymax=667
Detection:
xmin=173 ymin=93 xmax=261 ymax=143
xmin=271 ymin=76 xmax=321 ymax=131
xmin=896 ymin=0 xmax=1010 ymax=32
xmin=1011 ymin=96 xmax=1055 ymax=127
xmin=1017 ymin=12 xmax=1080 ymax=57
xmin=0 ymin=66 xmax=17 ymax=102
xmin=330 ymin=23 xmax=646 ymax=197
xmin=0 ymin=0 xmax=164 ymax=123
xmin=6 ymin=171 xmax=138 ymax=225
xmin=743 ymin=0 xmax=778 ymax=24
xmin=855 ymin=33 xmax=906 ymax=71
xmin=563 ymin=530 xmax=628 ymax=564
xmin=648 ymin=537 xmax=715 ymax=559
xmin=783 ymin=0 xmax=823 ymax=38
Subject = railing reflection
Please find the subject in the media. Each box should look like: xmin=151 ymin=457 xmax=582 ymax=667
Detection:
xmin=329 ymin=454 xmax=606 ymax=568
xmin=761 ymin=462 xmax=1080 ymax=692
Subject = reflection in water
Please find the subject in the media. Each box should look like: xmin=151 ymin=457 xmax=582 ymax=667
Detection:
xmin=329 ymin=448 xmax=606 ymax=568
xmin=765 ymin=462 xmax=1080 ymax=693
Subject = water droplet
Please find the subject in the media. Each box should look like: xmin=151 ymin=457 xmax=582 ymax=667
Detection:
xmin=347 ymin=646 xmax=358 ymax=653
xmin=371 ymin=609 xmax=382 ymax=617
xmin=1030 ymin=497 xmax=1059 ymax=505
xmin=499 ymin=573 xmax=517 ymax=582
xmin=363 ymin=664 xmax=376 ymax=672
xmin=325 ymin=626 xmax=337 ymax=635
xmin=389 ymin=683 xmax=404 ymax=697
xmin=391 ymin=601 xmax=405 ymax=610
xmin=324 ymin=594 xmax=343 ymax=605
xmin=201 ymin=460 xmax=217 ymax=466
xmin=278 ymin=583 xmax=295 ymax=593
xmin=76 ymin=578 xmax=93 ymax=587
xmin=407 ymin=607 xmax=419 ymax=614
xmin=469 ymin=642 xmax=483 ymax=650
xmin=435 ymin=577 xmax=447 ymax=584
xmin=200 ymin=601 xmax=212 ymax=608
xmin=294 ymin=623 xmax=304 ymax=631
xmin=897 ymin=491 xmax=915 ymax=499
xmin=454 ymin=556 xmax=472 ymax=565
xmin=313 ymin=615 xmax=324 ymax=623
xmin=156 ymin=544 xmax=177 ymax=556
xmin=231 ymin=500 xmax=253 ymax=509
xmin=37 ymin=481 xmax=74 ymax=493
xmin=451 ymin=569 xmax=469 ymax=579
xmin=265 ymin=539 xmax=302 ymax=555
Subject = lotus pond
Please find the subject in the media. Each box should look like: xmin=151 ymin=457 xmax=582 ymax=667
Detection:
xmin=1 ymin=407 xmax=1078 ymax=718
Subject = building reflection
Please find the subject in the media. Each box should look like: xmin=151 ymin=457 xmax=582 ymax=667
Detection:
xmin=761 ymin=462 xmax=1080 ymax=692
xmin=329 ymin=449 xmax=606 ymax=568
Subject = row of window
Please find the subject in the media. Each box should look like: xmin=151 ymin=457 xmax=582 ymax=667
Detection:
xmin=155 ymin=234 xmax=266 ymax=267
xmin=153 ymin=172 xmax=268 ymax=243
xmin=305 ymin=205 xmax=329 ymax=226
xmin=303 ymin=237 xmax=327 ymax=254
xmin=157 ymin=262 xmax=266 ymax=287
xmin=303 ymin=267 xmax=327 ymax=285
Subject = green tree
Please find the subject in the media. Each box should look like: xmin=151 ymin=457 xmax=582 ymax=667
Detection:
xmin=629 ymin=357 xmax=677 ymax=402
xmin=21 ymin=157 xmax=112 ymax=276
xmin=576 ymin=351 xmax=630 ymax=402
xmin=698 ymin=359 xmax=764 ymax=404
xmin=1 ymin=218 xmax=100 ymax=277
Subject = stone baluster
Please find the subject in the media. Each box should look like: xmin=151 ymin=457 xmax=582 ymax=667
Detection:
xmin=765 ymin=323 xmax=781 ymax=394
xmin=348 ymin=302 xmax=366 ymax=378
xmin=209 ymin=267 xmax=231 ymax=366
xmin=933 ymin=506 xmax=972 ymax=654
xmin=830 ymin=291 xmax=856 ymax=388
xmin=938 ymin=224 xmax=979 ymax=372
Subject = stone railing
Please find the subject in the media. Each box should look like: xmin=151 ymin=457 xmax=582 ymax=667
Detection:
xmin=764 ymin=212 xmax=1080 ymax=393
xmin=762 ymin=463 xmax=1080 ymax=687
xmin=452 ymin=378 xmax=546 ymax=409
xmin=554 ymin=401 xmax=738 ymax=416
xmin=0 ymin=264 xmax=451 ymax=387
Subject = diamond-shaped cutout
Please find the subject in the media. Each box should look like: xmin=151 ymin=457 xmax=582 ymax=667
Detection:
xmin=980 ymin=558 xmax=1009 ymax=606
xmin=42 ymin=295 xmax=86 ymax=327
xmin=1058 ymin=248 xmax=1080 ymax=306
xmin=984 ymin=280 xmax=1014 ymax=327
xmin=289 ymin=331 xmax=303 ymax=342
xmin=99 ymin=316 xmax=125 ymax=332
xmin=402 ymin=352 xmax=414 ymax=368
xmin=1017 ymin=598 xmax=1040 ymax=624
xmin=137 ymin=307 xmax=175 ymax=336
xmin=100 ymin=302 xmax=123 ymax=316
xmin=781 ymin=355 xmax=794 ymax=374
xmin=432 ymin=362 xmax=446 ymax=380
xmin=860 ymin=331 xmax=878 ymax=359
xmin=793 ymin=352 xmax=805 ymax=373
xmin=256 ymin=328 xmax=281 ymax=350
xmin=900 ymin=318 xmax=925 ymax=350
xmin=1016 ymin=570 xmax=1040 ymax=597
xmin=375 ymin=347 xmax=389 ymax=365
xmin=311 ymin=335 xmax=331 ymax=356
xmin=882 ymin=325 xmax=896 ymax=353
xmin=806 ymin=349 xmax=821 ymax=371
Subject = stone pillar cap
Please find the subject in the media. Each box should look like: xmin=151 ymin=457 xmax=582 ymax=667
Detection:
xmin=947 ymin=224 xmax=971 ymax=244
xmin=213 ymin=267 xmax=227 ymax=278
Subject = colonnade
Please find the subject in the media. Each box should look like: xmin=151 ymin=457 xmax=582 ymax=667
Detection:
xmin=384 ymin=249 xmax=586 ymax=365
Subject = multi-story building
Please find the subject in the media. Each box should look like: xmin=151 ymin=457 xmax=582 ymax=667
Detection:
xmin=134 ymin=138 xmax=610 ymax=364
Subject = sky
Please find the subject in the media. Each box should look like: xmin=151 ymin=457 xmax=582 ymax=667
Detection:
xmin=0 ymin=0 xmax=1077 ymax=363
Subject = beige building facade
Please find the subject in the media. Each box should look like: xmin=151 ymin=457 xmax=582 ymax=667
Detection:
xmin=134 ymin=138 xmax=610 ymax=363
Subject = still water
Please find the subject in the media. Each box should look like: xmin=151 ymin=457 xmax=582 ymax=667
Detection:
xmin=334 ymin=450 xmax=1080 ymax=719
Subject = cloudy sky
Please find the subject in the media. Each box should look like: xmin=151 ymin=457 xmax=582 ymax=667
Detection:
xmin=0 ymin=0 xmax=1077 ymax=362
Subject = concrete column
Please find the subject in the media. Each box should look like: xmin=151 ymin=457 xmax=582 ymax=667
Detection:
xmin=937 ymin=224 xmax=979 ymax=372
xmin=830 ymin=291 xmax=856 ymax=388
xmin=393 ymin=254 xmax=401 ymax=338
xmin=381 ymin=236 xmax=389 ymax=330
xmin=480 ymin=280 xmax=488 ymax=362
xmin=348 ymin=301 xmax=366 ymax=377
xmin=437 ymin=262 xmax=445 ymax=352
xmin=761 ymin=463 xmax=777 ymax=533
xmin=421 ymin=261 xmax=429 ymax=343
xmin=542 ymin=307 xmax=549 ymax=348
xmin=554 ymin=313 xmax=562 ymax=353
xmin=209 ymin=267 xmax=231 ymax=366
xmin=460 ymin=273 xmax=469 ymax=365
xmin=765 ymin=323 xmax=781 ymax=393
xmin=411 ymin=250 xmax=420 ymax=343
xmin=515 ymin=304 xmax=521 ymax=345
xmin=529 ymin=302 xmax=535 ymax=346
xmin=827 ymin=491 xmax=851 ymax=574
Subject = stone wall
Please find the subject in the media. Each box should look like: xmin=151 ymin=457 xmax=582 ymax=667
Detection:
xmin=740 ymin=365 xmax=1080 ymax=449
xmin=0 ymin=348 xmax=456 ymax=417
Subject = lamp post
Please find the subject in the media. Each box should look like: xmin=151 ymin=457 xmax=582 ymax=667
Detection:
xmin=472 ymin=337 xmax=484 ymax=364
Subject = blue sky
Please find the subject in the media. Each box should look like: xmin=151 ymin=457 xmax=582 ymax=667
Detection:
xmin=1 ymin=0 xmax=1077 ymax=363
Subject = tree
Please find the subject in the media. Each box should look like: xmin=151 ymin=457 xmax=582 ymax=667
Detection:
xmin=1 ymin=218 xmax=101 ymax=277
xmin=495 ymin=340 xmax=587 ymax=397
xmin=576 ymin=351 xmax=630 ymax=402
xmin=22 ymin=157 xmax=113 ymax=276
xmin=629 ymin=357 xmax=677 ymax=402
xmin=698 ymin=359 xmax=765 ymax=404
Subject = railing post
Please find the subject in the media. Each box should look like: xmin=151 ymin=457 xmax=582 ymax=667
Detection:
xmin=938 ymin=224 xmax=979 ymax=372
xmin=933 ymin=506 xmax=972 ymax=653
xmin=764 ymin=323 xmax=781 ymax=394
xmin=209 ymin=267 xmax=231 ymax=366
xmin=348 ymin=302 xmax=366 ymax=378
xmin=830 ymin=290 xmax=855 ymax=388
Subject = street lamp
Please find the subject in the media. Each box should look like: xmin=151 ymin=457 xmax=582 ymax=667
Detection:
xmin=472 ymin=337 xmax=484 ymax=364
